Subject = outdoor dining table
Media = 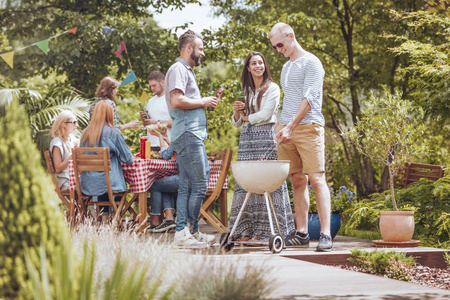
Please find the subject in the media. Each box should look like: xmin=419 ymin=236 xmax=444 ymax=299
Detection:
xmin=69 ymin=157 xmax=228 ymax=232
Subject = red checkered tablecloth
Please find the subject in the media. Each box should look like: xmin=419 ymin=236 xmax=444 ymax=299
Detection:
xmin=69 ymin=158 xmax=228 ymax=194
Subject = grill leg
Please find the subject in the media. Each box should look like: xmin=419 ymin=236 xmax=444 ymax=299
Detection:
xmin=267 ymin=192 xmax=283 ymax=238
xmin=229 ymin=192 xmax=251 ymax=240
xmin=264 ymin=191 xmax=276 ymax=235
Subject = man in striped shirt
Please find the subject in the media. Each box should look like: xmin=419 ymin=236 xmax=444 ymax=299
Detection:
xmin=270 ymin=22 xmax=332 ymax=252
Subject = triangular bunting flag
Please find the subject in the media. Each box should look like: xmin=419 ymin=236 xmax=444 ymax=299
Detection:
xmin=115 ymin=50 xmax=122 ymax=59
xmin=119 ymin=70 xmax=137 ymax=86
xmin=67 ymin=27 xmax=77 ymax=34
xmin=139 ymin=91 xmax=150 ymax=104
xmin=120 ymin=40 xmax=126 ymax=52
xmin=102 ymin=26 xmax=115 ymax=34
xmin=1 ymin=51 xmax=14 ymax=69
xmin=36 ymin=39 xmax=50 ymax=54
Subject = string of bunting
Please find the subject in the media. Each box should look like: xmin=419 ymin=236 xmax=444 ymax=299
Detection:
xmin=1 ymin=25 xmax=149 ymax=103
xmin=0 ymin=27 xmax=77 ymax=69
xmin=104 ymin=27 xmax=146 ymax=99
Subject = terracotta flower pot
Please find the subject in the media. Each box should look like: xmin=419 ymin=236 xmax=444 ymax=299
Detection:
xmin=379 ymin=211 xmax=415 ymax=242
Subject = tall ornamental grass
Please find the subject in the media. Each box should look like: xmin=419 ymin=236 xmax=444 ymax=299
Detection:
xmin=26 ymin=222 xmax=273 ymax=299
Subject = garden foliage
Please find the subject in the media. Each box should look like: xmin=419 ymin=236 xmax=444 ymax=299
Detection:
xmin=308 ymin=185 xmax=357 ymax=214
xmin=342 ymin=90 xmax=426 ymax=210
xmin=342 ymin=176 xmax=450 ymax=248
xmin=348 ymin=249 xmax=416 ymax=281
xmin=0 ymin=100 xmax=67 ymax=299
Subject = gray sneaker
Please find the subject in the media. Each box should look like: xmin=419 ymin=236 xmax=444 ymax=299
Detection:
xmin=316 ymin=233 xmax=332 ymax=252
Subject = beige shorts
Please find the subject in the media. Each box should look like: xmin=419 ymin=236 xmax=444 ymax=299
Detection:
xmin=276 ymin=122 xmax=325 ymax=175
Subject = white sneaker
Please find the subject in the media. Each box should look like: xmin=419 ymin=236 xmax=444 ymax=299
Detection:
xmin=174 ymin=227 xmax=208 ymax=249
xmin=193 ymin=231 xmax=216 ymax=245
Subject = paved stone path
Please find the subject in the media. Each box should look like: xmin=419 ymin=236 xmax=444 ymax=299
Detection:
xmin=154 ymin=221 xmax=450 ymax=299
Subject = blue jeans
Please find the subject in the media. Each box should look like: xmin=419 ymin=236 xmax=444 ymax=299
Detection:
xmin=171 ymin=131 xmax=210 ymax=232
xmin=150 ymin=175 xmax=178 ymax=215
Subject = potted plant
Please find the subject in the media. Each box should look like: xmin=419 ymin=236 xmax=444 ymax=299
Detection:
xmin=308 ymin=185 xmax=357 ymax=240
xmin=342 ymin=90 xmax=426 ymax=243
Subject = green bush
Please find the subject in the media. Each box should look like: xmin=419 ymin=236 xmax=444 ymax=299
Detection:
xmin=309 ymin=185 xmax=357 ymax=213
xmin=348 ymin=249 xmax=416 ymax=281
xmin=396 ymin=177 xmax=450 ymax=247
xmin=342 ymin=176 xmax=450 ymax=248
xmin=0 ymin=101 xmax=67 ymax=299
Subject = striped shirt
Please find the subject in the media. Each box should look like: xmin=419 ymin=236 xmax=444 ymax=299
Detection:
xmin=279 ymin=52 xmax=325 ymax=126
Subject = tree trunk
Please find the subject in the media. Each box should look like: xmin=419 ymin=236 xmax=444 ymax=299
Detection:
xmin=380 ymin=166 xmax=390 ymax=191
xmin=388 ymin=165 xmax=398 ymax=211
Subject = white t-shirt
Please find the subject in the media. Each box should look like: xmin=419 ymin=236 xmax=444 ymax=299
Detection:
xmin=49 ymin=134 xmax=76 ymax=188
xmin=145 ymin=94 xmax=171 ymax=147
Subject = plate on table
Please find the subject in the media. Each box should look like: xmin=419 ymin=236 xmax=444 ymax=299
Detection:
xmin=146 ymin=124 xmax=167 ymax=133
xmin=150 ymin=151 xmax=163 ymax=159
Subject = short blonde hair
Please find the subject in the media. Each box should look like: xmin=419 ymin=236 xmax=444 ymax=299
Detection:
xmin=51 ymin=110 xmax=76 ymax=141
xmin=269 ymin=22 xmax=294 ymax=38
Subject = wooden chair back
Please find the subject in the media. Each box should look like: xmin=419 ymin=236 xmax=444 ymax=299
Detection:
xmin=199 ymin=148 xmax=233 ymax=233
xmin=403 ymin=162 xmax=445 ymax=188
xmin=72 ymin=147 xmax=129 ymax=223
xmin=44 ymin=150 xmax=70 ymax=208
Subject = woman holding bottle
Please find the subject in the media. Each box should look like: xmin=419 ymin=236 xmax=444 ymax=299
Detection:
xmin=229 ymin=52 xmax=295 ymax=243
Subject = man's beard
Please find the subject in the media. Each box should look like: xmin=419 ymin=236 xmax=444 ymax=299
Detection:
xmin=191 ymin=51 xmax=201 ymax=66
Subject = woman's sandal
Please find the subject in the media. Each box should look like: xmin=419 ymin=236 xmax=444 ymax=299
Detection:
xmin=243 ymin=237 xmax=264 ymax=246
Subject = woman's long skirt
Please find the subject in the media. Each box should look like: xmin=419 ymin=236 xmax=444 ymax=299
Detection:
xmin=229 ymin=123 xmax=295 ymax=242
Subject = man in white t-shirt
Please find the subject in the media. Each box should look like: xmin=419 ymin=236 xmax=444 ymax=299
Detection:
xmin=139 ymin=71 xmax=173 ymax=150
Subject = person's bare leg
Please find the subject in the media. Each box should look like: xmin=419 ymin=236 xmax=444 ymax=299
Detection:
xmin=150 ymin=214 xmax=160 ymax=226
xmin=308 ymin=172 xmax=331 ymax=235
xmin=165 ymin=209 xmax=174 ymax=221
xmin=291 ymin=172 xmax=309 ymax=233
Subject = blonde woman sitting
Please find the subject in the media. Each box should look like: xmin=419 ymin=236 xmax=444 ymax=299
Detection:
xmin=49 ymin=110 xmax=79 ymax=191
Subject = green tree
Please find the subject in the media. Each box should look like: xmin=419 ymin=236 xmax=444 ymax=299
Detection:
xmin=342 ymin=90 xmax=426 ymax=210
xmin=387 ymin=5 xmax=450 ymax=122
xmin=0 ymin=0 xmax=199 ymax=94
xmin=207 ymin=0 xmax=425 ymax=196
xmin=0 ymin=100 xmax=67 ymax=299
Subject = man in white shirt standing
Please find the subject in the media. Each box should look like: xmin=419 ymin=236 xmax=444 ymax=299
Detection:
xmin=270 ymin=22 xmax=332 ymax=252
xmin=140 ymin=71 xmax=173 ymax=150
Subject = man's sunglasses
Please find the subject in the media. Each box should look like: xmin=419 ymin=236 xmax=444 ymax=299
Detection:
xmin=272 ymin=34 xmax=290 ymax=50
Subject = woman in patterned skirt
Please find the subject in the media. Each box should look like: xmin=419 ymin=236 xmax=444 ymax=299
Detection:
xmin=229 ymin=52 xmax=295 ymax=242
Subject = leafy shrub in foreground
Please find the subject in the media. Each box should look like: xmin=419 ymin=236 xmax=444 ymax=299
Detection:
xmin=0 ymin=100 xmax=67 ymax=299
xmin=348 ymin=249 xmax=416 ymax=281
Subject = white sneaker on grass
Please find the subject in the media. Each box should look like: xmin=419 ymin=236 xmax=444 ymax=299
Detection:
xmin=193 ymin=231 xmax=216 ymax=245
xmin=174 ymin=227 xmax=208 ymax=249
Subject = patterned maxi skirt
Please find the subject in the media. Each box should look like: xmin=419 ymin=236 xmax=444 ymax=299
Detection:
xmin=229 ymin=123 xmax=295 ymax=242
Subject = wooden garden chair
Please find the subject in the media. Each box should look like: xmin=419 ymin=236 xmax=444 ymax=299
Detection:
xmin=199 ymin=148 xmax=233 ymax=234
xmin=72 ymin=147 xmax=136 ymax=226
xmin=44 ymin=150 xmax=76 ymax=226
xmin=403 ymin=162 xmax=445 ymax=188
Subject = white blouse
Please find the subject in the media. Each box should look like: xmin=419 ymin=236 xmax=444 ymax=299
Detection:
xmin=232 ymin=82 xmax=280 ymax=127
